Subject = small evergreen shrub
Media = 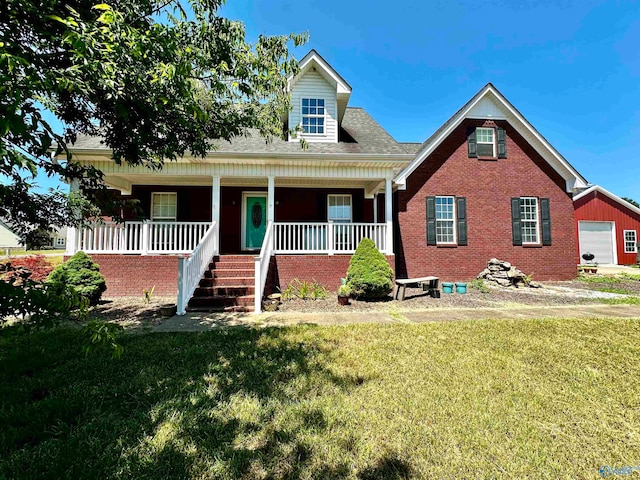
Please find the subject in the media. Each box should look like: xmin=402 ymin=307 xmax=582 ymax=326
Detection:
xmin=47 ymin=252 xmax=107 ymax=305
xmin=345 ymin=238 xmax=393 ymax=300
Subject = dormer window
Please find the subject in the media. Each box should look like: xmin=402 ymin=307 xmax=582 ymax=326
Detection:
xmin=301 ymin=98 xmax=325 ymax=134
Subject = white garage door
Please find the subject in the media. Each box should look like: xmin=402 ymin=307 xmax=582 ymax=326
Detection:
xmin=578 ymin=221 xmax=615 ymax=265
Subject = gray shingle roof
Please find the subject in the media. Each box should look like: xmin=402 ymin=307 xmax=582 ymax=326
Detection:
xmin=398 ymin=142 xmax=423 ymax=154
xmin=70 ymin=107 xmax=409 ymax=156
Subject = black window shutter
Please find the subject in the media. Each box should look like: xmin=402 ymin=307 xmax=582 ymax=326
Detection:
xmin=426 ymin=196 xmax=436 ymax=245
xmin=511 ymin=198 xmax=522 ymax=246
xmin=497 ymin=128 xmax=507 ymax=158
xmin=467 ymin=127 xmax=477 ymax=158
xmin=456 ymin=197 xmax=467 ymax=246
xmin=540 ymin=198 xmax=551 ymax=246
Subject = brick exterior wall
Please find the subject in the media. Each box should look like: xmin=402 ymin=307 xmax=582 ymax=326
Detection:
xmin=273 ymin=254 xmax=395 ymax=293
xmin=88 ymin=254 xmax=180 ymax=297
xmin=396 ymin=119 xmax=577 ymax=281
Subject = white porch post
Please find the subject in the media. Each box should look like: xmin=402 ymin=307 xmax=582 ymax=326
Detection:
xmin=385 ymin=178 xmax=393 ymax=255
xmin=212 ymin=176 xmax=220 ymax=255
xmin=267 ymin=176 xmax=275 ymax=224
xmin=373 ymin=193 xmax=378 ymax=223
xmin=65 ymin=179 xmax=80 ymax=255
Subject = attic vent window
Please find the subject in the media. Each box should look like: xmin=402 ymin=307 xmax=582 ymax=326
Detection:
xmin=476 ymin=128 xmax=495 ymax=157
xmin=301 ymin=98 xmax=325 ymax=134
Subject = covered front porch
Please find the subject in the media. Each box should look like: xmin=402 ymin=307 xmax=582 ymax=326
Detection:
xmin=66 ymin=170 xmax=397 ymax=314
xmin=67 ymin=182 xmax=393 ymax=256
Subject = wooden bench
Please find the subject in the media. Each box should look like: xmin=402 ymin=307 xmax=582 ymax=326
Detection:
xmin=394 ymin=276 xmax=440 ymax=301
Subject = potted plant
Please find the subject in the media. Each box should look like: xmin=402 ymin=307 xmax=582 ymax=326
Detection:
xmin=337 ymin=284 xmax=351 ymax=305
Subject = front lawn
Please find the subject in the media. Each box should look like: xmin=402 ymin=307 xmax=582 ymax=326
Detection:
xmin=2 ymin=318 xmax=639 ymax=478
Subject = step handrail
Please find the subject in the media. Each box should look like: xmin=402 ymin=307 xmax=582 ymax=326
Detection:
xmin=254 ymin=221 xmax=275 ymax=314
xmin=177 ymin=221 xmax=219 ymax=315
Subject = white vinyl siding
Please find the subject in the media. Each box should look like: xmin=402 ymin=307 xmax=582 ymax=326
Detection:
xmin=0 ymin=223 xmax=21 ymax=248
xmin=289 ymin=71 xmax=337 ymax=143
xmin=519 ymin=197 xmax=539 ymax=244
xmin=624 ymin=230 xmax=637 ymax=253
xmin=151 ymin=192 xmax=177 ymax=221
xmin=435 ymin=196 xmax=456 ymax=244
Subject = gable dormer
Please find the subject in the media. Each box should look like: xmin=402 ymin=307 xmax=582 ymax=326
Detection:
xmin=287 ymin=50 xmax=352 ymax=143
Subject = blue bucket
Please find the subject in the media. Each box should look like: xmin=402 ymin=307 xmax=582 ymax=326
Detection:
xmin=442 ymin=282 xmax=454 ymax=294
xmin=455 ymin=282 xmax=467 ymax=294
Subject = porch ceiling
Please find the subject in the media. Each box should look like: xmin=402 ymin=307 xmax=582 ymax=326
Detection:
xmin=104 ymin=174 xmax=384 ymax=191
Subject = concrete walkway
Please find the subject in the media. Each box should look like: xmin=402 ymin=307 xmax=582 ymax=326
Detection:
xmin=153 ymin=304 xmax=640 ymax=332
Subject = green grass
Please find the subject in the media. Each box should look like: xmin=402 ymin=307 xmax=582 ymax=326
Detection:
xmin=2 ymin=318 xmax=640 ymax=479
xmin=596 ymin=287 xmax=633 ymax=295
xmin=7 ymin=249 xmax=64 ymax=256
xmin=599 ymin=296 xmax=640 ymax=305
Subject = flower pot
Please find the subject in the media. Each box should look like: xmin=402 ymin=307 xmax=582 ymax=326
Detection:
xmin=455 ymin=282 xmax=467 ymax=294
xmin=338 ymin=295 xmax=350 ymax=306
xmin=159 ymin=304 xmax=177 ymax=317
xmin=442 ymin=282 xmax=454 ymax=294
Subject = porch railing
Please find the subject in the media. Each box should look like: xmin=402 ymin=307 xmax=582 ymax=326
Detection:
xmin=177 ymin=221 xmax=219 ymax=315
xmin=254 ymin=221 xmax=275 ymax=314
xmin=273 ymin=222 xmax=387 ymax=254
xmin=76 ymin=221 xmax=211 ymax=254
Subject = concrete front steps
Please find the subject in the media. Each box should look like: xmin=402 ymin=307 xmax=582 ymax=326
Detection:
xmin=187 ymin=255 xmax=255 ymax=313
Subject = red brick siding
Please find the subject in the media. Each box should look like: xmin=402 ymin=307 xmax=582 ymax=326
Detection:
xmin=574 ymin=191 xmax=640 ymax=265
xmin=87 ymin=255 xmax=179 ymax=297
xmin=396 ymin=119 xmax=577 ymax=281
xmin=273 ymin=254 xmax=395 ymax=292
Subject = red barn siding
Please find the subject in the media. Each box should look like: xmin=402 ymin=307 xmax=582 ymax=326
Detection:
xmin=574 ymin=191 xmax=640 ymax=265
xmin=396 ymin=119 xmax=577 ymax=281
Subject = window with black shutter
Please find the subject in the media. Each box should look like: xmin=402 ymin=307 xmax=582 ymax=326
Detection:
xmin=426 ymin=196 xmax=467 ymax=246
xmin=468 ymin=126 xmax=507 ymax=159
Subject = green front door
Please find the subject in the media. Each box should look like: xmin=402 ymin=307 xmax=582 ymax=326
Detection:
xmin=244 ymin=195 xmax=267 ymax=250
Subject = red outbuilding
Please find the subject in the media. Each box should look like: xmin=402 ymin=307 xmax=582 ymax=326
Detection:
xmin=573 ymin=185 xmax=640 ymax=265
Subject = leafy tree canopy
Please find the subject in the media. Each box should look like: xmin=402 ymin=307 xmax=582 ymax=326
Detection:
xmin=1 ymin=0 xmax=307 ymax=236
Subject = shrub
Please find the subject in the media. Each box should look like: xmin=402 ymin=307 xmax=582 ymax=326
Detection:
xmin=47 ymin=252 xmax=107 ymax=305
xmin=280 ymin=279 xmax=327 ymax=300
xmin=345 ymin=238 xmax=393 ymax=300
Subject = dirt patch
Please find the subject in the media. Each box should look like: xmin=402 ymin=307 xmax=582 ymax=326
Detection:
xmin=89 ymin=297 xmax=176 ymax=331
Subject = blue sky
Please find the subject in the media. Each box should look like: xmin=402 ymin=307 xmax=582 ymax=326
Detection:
xmin=28 ymin=0 xmax=640 ymax=199
xmin=221 ymin=0 xmax=640 ymax=199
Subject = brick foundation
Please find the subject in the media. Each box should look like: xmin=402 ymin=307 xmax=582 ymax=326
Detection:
xmin=273 ymin=254 xmax=395 ymax=293
xmin=87 ymin=254 xmax=180 ymax=297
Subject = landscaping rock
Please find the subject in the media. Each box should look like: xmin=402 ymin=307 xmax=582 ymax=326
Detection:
xmin=477 ymin=258 xmax=539 ymax=288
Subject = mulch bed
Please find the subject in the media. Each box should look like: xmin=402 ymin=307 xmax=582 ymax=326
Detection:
xmin=276 ymin=284 xmax=598 ymax=314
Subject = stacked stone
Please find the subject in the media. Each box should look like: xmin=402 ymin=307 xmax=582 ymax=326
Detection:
xmin=477 ymin=258 xmax=541 ymax=288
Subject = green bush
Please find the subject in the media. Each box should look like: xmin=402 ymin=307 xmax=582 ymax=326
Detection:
xmin=47 ymin=252 xmax=106 ymax=305
xmin=345 ymin=238 xmax=393 ymax=300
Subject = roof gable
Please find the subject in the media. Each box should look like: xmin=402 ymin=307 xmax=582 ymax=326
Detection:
xmin=394 ymin=83 xmax=588 ymax=193
xmin=573 ymin=185 xmax=640 ymax=216
xmin=288 ymin=50 xmax=352 ymax=122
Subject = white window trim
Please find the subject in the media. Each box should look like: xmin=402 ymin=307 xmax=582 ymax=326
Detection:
xmin=300 ymin=98 xmax=326 ymax=136
xmin=435 ymin=195 xmax=457 ymax=245
xmin=624 ymin=229 xmax=637 ymax=253
xmin=520 ymin=196 xmax=540 ymax=245
xmin=151 ymin=192 xmax=178 ymax=221
xmin=476 ymin=127 xmax=496 ymax=157
xmin=327 ymin=194 xmax=352 ymax=223
xmin=55 ymin=237 xmax=65 ymax=246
